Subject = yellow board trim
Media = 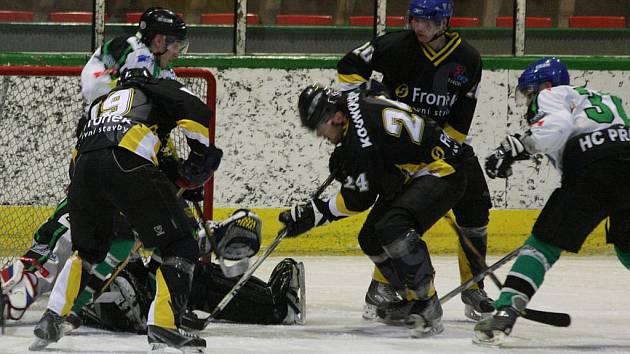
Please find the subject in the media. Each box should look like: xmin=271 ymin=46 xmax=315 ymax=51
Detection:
xmin=0 ymin=206 xmax=613 ymax=257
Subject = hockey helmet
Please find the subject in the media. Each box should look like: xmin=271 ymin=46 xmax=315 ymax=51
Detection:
xmin=298 ymin=84 xmax=342 ymax=130
xmin=138 ymin=7 xmax=189 ymax=54
xmin=408 ymin=0 xmax=454 ymax=23
xmin=517 ymin=57 xmax=570 ymax=94
xmin=214 ymin=209 xmax=262 ymax=278
xmin=118 ymin=67 xmax=152 ymax=86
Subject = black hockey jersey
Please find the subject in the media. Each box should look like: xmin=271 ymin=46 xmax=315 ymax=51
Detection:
xmin=337 ymin=30 xmax=482 ymax=143
xmin=77 ymin=78 xmax=212 ymax=165
xmin=321 ymin=91 xmax=463 ymax=218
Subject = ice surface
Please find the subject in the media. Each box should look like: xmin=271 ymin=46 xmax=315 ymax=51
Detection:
xmin=1 ymin=256 xmax=629 ymax=354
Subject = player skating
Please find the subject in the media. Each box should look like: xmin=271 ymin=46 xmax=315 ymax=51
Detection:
xmin=474 ymin=57 xmax=630 ymax=345
xmin=29 ymin=68 xmax=222 ymax=353
xmin=279 ymin=84 xmax=468 ymax=337
xmin=337 ymin=0 xmax=493 ymax=321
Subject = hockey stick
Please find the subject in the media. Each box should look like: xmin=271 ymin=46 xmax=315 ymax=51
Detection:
xmin=197 ymin=171 xmax=338 ymax=329
xmin=443 ymin=214 xmax=571 ymax=327
xmin=439 ymin=246 xmax=523 ymax=305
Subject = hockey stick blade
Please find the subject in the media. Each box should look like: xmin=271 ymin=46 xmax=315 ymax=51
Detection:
xmin=521 ymin=308 xmax=571 ymax=327
xmin=444 ymin=214 xmax=571 ymax=328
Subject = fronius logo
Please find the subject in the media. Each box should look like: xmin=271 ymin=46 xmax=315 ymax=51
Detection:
xmin=395 ymin=84 xmax=409 ymax=98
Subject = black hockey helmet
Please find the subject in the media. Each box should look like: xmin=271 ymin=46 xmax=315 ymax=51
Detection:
xmin=118 ymin=67 xmax=152 ymax=86
xmin=298 ymin=84 xmax=342 ymax=130
xmin=138 ymin=7 xmax=187 ymax=47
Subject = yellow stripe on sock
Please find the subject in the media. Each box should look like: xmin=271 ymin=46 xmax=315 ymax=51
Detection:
xmin=61 ymin=253 xmax=83 ymax=315
xmin=152 ymin=268 xmax=176 ymax=329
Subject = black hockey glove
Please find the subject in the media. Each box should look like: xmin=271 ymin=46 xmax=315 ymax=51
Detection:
xmin=328 ymin=145 xmax=347 ymax=182
xmin=485 ymin=134 xmax=530 ymax=179
xmin=278 ymin=199 xmax=330 ymax=237
xmin=179 ymin=145 xmax=223 ymax=189
xmin=181 ymin=187 xmax=204 ymax=202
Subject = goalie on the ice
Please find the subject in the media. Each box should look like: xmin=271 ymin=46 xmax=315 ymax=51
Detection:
xmin=78 ymin=209 xmax=305 ymax=333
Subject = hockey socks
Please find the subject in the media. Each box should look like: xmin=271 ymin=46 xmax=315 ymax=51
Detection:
xmin=493 ymin=235 xmax=561 ymax=310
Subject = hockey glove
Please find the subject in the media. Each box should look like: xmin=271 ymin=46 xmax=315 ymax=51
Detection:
xmin=179 ymin=145 xmax=223 ymax=189
xmin=485 ymin=134 xmax=530 ymax=179
xmin=158 ymin=154 xmax=204 ymax=201
xmin=279 ymin=199 xmax=330 ymax=237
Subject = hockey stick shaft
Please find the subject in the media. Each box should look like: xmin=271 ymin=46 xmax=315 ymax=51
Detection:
xmin=209 ymin=227 xmax=289 ymax=319
xmin=439 ymin=246 xmax=522 ymax=305
xmin=444 ymin=214 xmax=571 ymax=327
xmin=205 ymin=171 xmax=338 ymax=324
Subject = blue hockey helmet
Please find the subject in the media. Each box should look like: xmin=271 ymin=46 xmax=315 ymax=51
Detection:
xmin=408 ymin=0 xmax=454 ymax=23
xmin=517 ymin=57 xmax=570 ymax=94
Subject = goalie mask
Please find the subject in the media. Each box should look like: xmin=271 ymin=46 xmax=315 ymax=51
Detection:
xmin=214 ymin=209 xmax=262 ymax=278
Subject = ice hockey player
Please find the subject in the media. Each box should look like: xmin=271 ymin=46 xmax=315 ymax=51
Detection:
xmin=0 ymin=6 xmax=190 ymax=324
xmin=29 ymin=68 xmax=222 ymax=353
xmin=78 ymin=211 xmax=305 ymax=333
xmin=474 ymin=57 xmax=630 ymax=345
xmin=81 ymin=6 xmax=187 ymax=105
xmin=279 ymin=84 xmax=468 ymax=337
xmin=337 ymin=0 xmax=493 ymax=321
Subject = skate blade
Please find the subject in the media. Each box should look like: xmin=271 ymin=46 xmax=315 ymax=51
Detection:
xmin=472 ymin=330 xmax=506 ymax=346
xmin=464 ymin=304 xmax=493 ymax=322
xmin=62 ymin=321 xmax=77 ymax=335
xmin=29 ymin=338 xmax=52 ymax=351
xmin=407 ymin=315 xmax=444 ymax=338
xmin=362 ymin=303 xmax=378 ymax=320
xmin=181 ymin=347 xmax=206 ymax=354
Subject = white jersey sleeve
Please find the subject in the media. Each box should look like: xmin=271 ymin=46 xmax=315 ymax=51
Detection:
xmin=81 ymin=47 xmax=118 ymax=105
xmin=521 ymin=87 xmax=574 ymax=162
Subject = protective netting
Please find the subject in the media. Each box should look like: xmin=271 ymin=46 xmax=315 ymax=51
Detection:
xmin=0 ymin=67 xmax=215 ymax=269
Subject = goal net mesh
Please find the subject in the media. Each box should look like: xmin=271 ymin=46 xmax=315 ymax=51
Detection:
xmin=0 ymin=66 xmax=215 ymax=269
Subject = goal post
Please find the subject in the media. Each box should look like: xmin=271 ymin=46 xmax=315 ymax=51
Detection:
xmin=0 ymin=66 xmax=217 ymax=269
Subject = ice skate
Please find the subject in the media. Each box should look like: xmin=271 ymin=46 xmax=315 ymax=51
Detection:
xmin=29 ymin=309 xmax=64 ymax=351
xmin=147 ymin=324 xmax=206 ymax=354
xmin=376 ymin=293 xmax=443 ymax=337
xmin=363 ymin=279 xmax=400 ymax=320
xmin=404 ymin=294 xmax=444 ymax=338
xmin=61 ymin=312 xmax=81 ymax=334
xmin=473 ymin=306 xmax=520 ymax=346
xmin=461 ymin=288 xmax=494 ymax=321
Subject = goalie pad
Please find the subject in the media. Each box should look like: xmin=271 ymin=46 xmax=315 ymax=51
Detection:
xmin=213 ymin=209 xmax=262 ymax=278
xmin=1 ymin=259 xmax=38 ymax=320
xmin=81 ymin=269 xmax=150 ymax=333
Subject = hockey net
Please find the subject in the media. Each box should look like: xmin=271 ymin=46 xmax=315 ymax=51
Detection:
xmin=0 ymin=66 xmax=216 ymax=270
